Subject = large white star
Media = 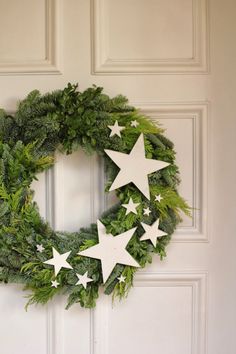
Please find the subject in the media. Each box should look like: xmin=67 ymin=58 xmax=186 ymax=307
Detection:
xmin=78 ymin=220 xmax=140 ymax=283
xmin=44 ymin=248 xmax=73 ymax=276
xmin=105 ymin=133 xmax=169 ymax=199
xmin=108 ymin=120 xmax=125 ymax=137
xmin=140 ymin=219 xmax=168 ymax=247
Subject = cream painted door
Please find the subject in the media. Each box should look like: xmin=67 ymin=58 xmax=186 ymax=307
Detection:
xmin=0 ymin=1 xmax=236 ymax=354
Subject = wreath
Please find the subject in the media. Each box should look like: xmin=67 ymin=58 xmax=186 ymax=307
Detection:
xmin=0 ymin=84 xmax=190 ymax=309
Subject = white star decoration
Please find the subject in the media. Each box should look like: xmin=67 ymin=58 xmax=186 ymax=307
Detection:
xmin=51 ymin=280 xmax=60 ymax=288
xmin=122 ymin=197 xmax=140 ymax=215
xmin=78 ymin=220 xmax=140 ymax=283
xmin=76 ymin=271 xmax=93 ymax=289
xmin=117 ymin=275 xmax=126 ymax=283
xmin=105 ymin=134 xmax=169 ymax=199
xmin=131 ymin=120 xmax=139 ymax=128
xmin=36 ymin=244 xmax=45 ymax=253
xmin=143 ymin=207 xmax=151 ymax=216
xmin=140 ymin=219 xmax=167 ymax=247
xmin=108 ymin=120 xmax=125 ymax=137
xmin=155 ymin=194 xmax=163 ymax=203
xmin=44 ymin=248 xmax=73 ymax=276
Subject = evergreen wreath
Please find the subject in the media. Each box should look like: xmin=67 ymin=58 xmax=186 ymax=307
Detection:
xmin=0 ymin=84 xmax=190 ymax=309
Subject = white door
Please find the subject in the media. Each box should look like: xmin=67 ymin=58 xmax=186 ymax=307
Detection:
xmin=0 ymin=1 xmax=235 ymax=354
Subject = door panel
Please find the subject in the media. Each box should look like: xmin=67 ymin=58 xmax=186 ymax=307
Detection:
xmin=0 ymin=1 xmax=235 ymax=354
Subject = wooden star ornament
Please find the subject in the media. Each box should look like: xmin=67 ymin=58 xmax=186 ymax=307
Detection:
xmin=78 ymin=220 xmax=140 ymax=283
xmin=140 ymin=219 xmax=168 ymax=247
xmin=44 ymin=248 xmax=73 ymax=276
xmin=105 ymin=134 xmax=169 ymax=199
xmin=122 ymin=197 xmax=140 ymax=215
xmin=76 ymin=271 xmax=93 ymax=289
xmin=108 ymin=120 xmax=125 ymax=137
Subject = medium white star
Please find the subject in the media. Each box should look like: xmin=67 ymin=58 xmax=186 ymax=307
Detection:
xmin=143 ymin=207 xmax=151 ymax=216
xmin=78 ymin=220 xmax=140 ymax=283
xmin=117 ymin=275 xmax=126 ymax=283
xmin=36 ymin=244 xmax=45 ymax=253
xmin=44 ymin=248 xmax=73 ymax=276
xmin=131 ymin=120 xmax=139 ymax=128
xmin=76 ymin=271 xmax=93 ymax=289
xmin=140 ymin=219 xmax=168 ymax=247
xmin=51 ymin=280 xmax=60 ymax=288
xmin=105 ymin=134 xmax=169 ymax=199
xmin=108 ymin=120 xmax=125 ymax=138
xmin=122 ymin=197 xmax=140 ymax=215
xmin=155 ymin=194 xmax=163 ymax=203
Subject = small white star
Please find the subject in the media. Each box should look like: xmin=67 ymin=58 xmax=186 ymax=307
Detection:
xmin=117 ymin=275 xmax=126 ymax=283
xmin=44 ymin=248 xmax=73 ymax=276
xmin=140 ymin=219 xmax=167 ymax=247
xmin=130 ymin=120 xmax=139 ymax=128
xmin=36 ymin=244 xmax=45 ymax=253
xmin=143 ymin=207 xmax=151 ymax=216
xmin=155 ymin=194 xmax=163 ymax=203
xmin=51 ymin=280 xmax=60 ymax=288
xmin=76 ymin=271 xmax=93 ymax=289
xmin=108 ymin=120 xmax=125 ymax=138
xmin=122 ymin=198 xmax=140 ymax=215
